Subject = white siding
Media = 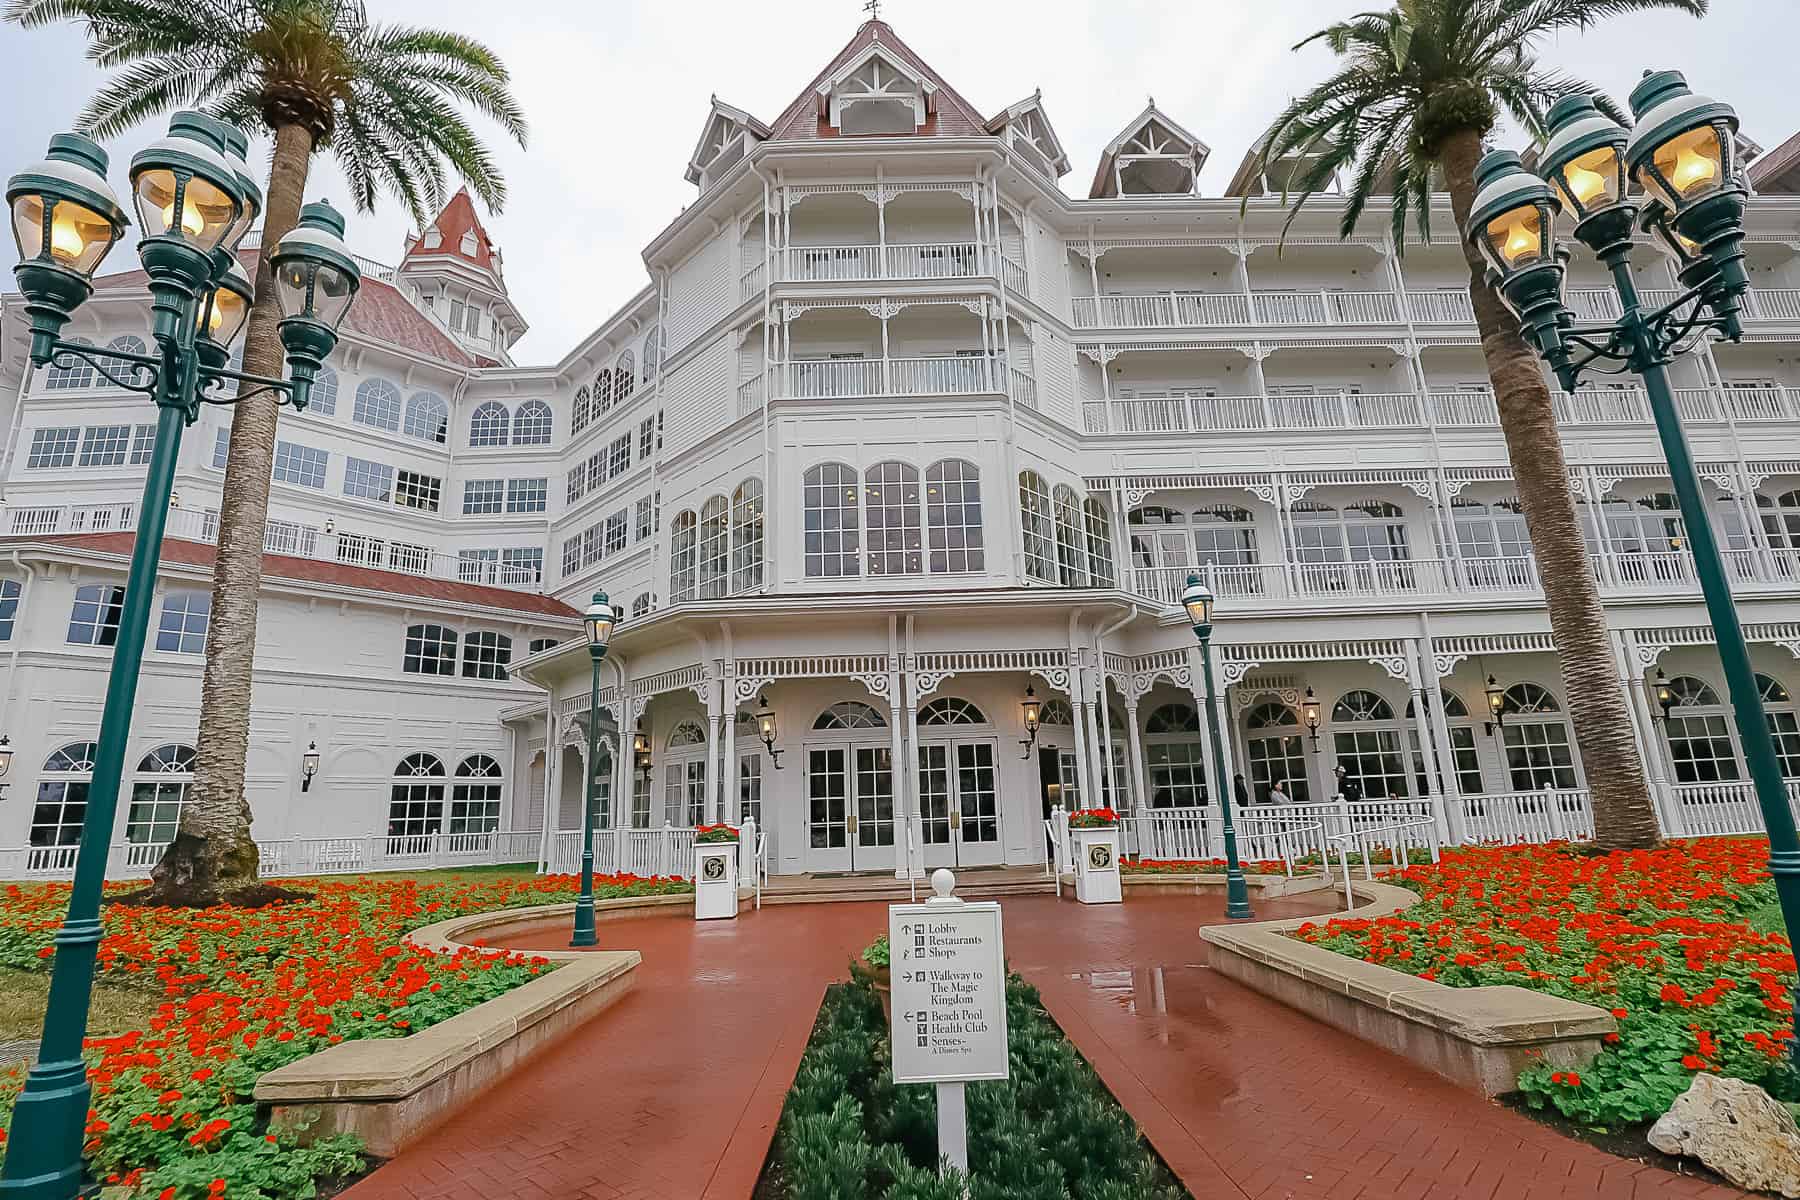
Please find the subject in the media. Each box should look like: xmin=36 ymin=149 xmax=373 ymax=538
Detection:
xmin=665 ymin=237 xmax=733 ymax=356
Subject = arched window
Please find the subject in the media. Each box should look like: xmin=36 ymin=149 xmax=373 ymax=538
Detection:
xmin=1083 ymin=499 xmax=1114 ymax=586
xmin=813 ymin=702 xmax=887 ymax=730
xmin=107 ymin=334 xmax=147 ymax=356
xmin=1405 ymin=690 xmax=1483 ymax=795
xmin=866 ymin=461 xmax=922 ymax=576
xmin=1143 ymin=702 xmax=1206 ymax=807
xmin=404 ymin=391 xmax=449 ymax=443
xmin=1500 ymin=683 xmax=1579 ymax=790
xmin=670 ymin=511 xmax=698 ymax=601
xmin=642 ymin=327 xmax=661 ymax=383
xmin=389 ymin=754 xmax=446 ymax=838
xmin=732 ymin=479 xmax=765 ymax=593
xmin=632 ymin=592 xmax=653 ymax=619
xmin=1244 ymin=702 xmax=1308 ymax=803
xmin=668 ymin=721 xmax=707 ymax=747
xmin=1019 ymin=471 xmax=1055 ymax=582
xmin=462 ymin=631 xmax=512 ymax=680
xmin=1330 ymin=690 xmax=1409 ymax=799
xmin=513 ymin=400 xmax=552 ymax=445
xmin=1759 ymin=674 xmax=1800 ymax=779
xmin=615 ymin=351 xmax=636 ymax=403
xmin=572 ymin=386 xmax=592 ymax=434
xmin=33 ymin=742 xmax=98 ymax=847
xmin=699 ymin=495 xmax=730 ymax=598
xmin=1664 ymin=675 xmax=1741 ymax=783
xmin=43 ymin=338 xmax=95 ymax=390
xmin=1052 ymin=485 xmax=1087 ymax=586
xmin=127 ymin=744 xmax=196 ymax=843
xmin=451 ymin=755 xmax=503 ymax=834
xmin=310 ymin=366 xmax=340 ymax=416
xmin=353 ymin=378 xmax=403 ymax=431
xmin=925 ymin=460 xmax=984 ymax=573
xmin=469 ymin=401 xmax=510 ymax=447
xmin=804 ymin=463 xmax=860 ymax=578
xmin=594 ymin=368 xmax=616 ymax=414
xmin=102 ymin=335 xmax=153 ymax=389
xmin=920 ymin=698 xmax=986 ymax=726
xmin=403 ymin=623 xmax=458 ymax=675
xmin=1039 ymin=699 xmax=1074 ymax=725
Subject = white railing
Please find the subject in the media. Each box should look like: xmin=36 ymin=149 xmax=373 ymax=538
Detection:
xmin=884 ymin=242 xmax=980 ymax=280
xmin=1565 ymin=289 xmax=1624 ymax=321
xmin=1009 ymin=367 xmax=1037 ymax=407
xmin=0 ymin=829 xmax=550 ymax=882
xmin=1252 ymin=290 xmax=1401 ymax=325
xmin=1082 ymin=391 xmax=1422 ymax=435
xmin=1446 ymin=790 xmax=1594 ymax=845
xmin=778 ymin=242 xmax=983 ymax=284
xmin=1071 ymin=292 xmax=1252 ymax=329
xmin=1405 ymin=291 xmax=1475 ymax=323
xmin=1000 ymin=256 xmax=1028 ymax=296
xmin=544 ymin=823 xmax=698 ymax=880
xmin=778 ymin=356 xmax=1004 ymax=399
xmin=739 ymin=260 xmax=767 ymax=300
xmin=737 ymin=373 xmax=764 ymax=416
xmin=784 ymin=244 xmax=881 ymax=282
xmin=1670 ymin=781 xmax=1800 ymax=838
xmin=1327 ymin=818 xmax=1441 ymax=907
xmin=1749 ymin=289 xmax=1800 ymax=322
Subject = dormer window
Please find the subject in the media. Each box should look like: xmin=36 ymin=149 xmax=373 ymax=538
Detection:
xmin=822 ymin=47 xmax=931 ymax=136
xmin=460 ymin=229 xmax=478 ymax=257
xmin=1091 ymin=104 xmax=1210 ymax=199
xmin=686 ymin=99 xmax=771 ymax=189
xmin=422 ymin=225 xmax=442 ymax=250
xmin=989 ymin=92 xmax=1071 ymax=181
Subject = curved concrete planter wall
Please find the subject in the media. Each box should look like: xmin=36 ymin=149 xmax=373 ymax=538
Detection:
xmin=1199 ymin=881 xmax=1615 ymax=1096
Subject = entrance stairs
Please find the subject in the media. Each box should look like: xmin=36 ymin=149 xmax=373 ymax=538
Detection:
xmin=761 ymin=865 xmax=1055 ymax=905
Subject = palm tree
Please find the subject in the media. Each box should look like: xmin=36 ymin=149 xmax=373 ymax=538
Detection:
xmin=7 ymin=0 xmax=527 ymax=902
xmin=1254 ymin=0 xmax=1708 ymax=850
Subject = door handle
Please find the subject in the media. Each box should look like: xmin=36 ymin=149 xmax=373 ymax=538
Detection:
xmin=847 ymin=814 xmax=859 ymax=835
xmin=949 ymin=810 xmax=961 ymax=830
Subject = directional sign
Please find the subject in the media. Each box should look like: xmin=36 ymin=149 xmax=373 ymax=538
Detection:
xmin=888 ymin=896 xmax=1009 ymax=1084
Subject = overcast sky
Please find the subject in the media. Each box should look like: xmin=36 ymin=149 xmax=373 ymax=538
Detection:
xmin=1 ymin=0 xmax=1794 ymax=364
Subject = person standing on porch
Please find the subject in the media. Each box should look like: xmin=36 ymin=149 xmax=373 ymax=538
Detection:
xmin=1267 ymin=779 xmax=1290 ymax=806
xmin=1334 ymin=764 xmax=1363 ymax=803
xmin=1234 ymin=773 xmax=1252 ymax=809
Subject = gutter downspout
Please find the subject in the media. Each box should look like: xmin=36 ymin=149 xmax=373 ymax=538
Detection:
xmin=747 ymin=158 xmax=775 ymax=593
xmin=1 ymin=361 xmax=35 ymax=492
xmin=0 ymin=548 xmax=38 ymax=738
xmin=1091 ymin=604 xmax=1137 ymax=809
xmin=537 ymin=688 xmax=556 ymax=874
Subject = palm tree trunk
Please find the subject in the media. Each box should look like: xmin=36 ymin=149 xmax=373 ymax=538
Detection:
xmin=145 ymin=122 xmax=315 ymax=904
xmin=1439 ymin=126 xmax=1660 ymax=851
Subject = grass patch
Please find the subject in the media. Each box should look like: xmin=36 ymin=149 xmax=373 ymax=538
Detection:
xmin=760 ymin=969 xmax=1191 ymax=1199
xmin=0 ymin=966 xmax=165 ymax=1043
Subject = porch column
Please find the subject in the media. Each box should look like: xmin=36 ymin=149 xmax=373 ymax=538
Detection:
xmin=1098 ymin=677 xmax=1120 ymax=808
xmin=1190 ymin=644 xmax=1233 ymax=859
xmin=1405 ymin=636 xmax=1452 ymax=843
xmin=722 ymin=693 xmax=738 ymax=824
xmin=1122 ymin=697 xmax=1147 ymax=815
xmin=1067 ymin=660 xmax=1095 ymax=811
xmin=1617 ymin=630 xmax=1682 ymax=836
xmin=538 ymin=705 xmax=558 ymax=873
xmin=1080 ymin=669 xmax=1106 ymax=814
xmin=705 ymin=708 xmax=722 ymax=825
xmin=1419 ymin=622 xmax=1465 ymax=842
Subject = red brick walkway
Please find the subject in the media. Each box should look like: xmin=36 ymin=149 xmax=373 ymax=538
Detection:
xmin=340 ymin=893 xmax=1746 ymax=1200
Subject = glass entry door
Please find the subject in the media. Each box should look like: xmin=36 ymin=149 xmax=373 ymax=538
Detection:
xmin=917 ymin=740 xmax=1002 ymax=868
xmin=807 ymin=744 xmax=895 ymax=872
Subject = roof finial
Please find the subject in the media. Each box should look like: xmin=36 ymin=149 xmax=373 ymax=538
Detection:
xmin=862 ymin=0 xmax=881 ymax=21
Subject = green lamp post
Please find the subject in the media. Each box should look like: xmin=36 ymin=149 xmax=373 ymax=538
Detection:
xmin=571 ymin=591 xmax=617 ymax=948
xmin=0 ymin=112 xmax=360 ymax=1200
xmin=1180 ymin=575 xmax=1253 ymax=919
xmin=1473 ymin=71 xmax=1800 ymax=1054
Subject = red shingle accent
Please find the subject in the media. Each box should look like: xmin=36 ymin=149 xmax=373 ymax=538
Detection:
xmin=21 ymin=532 xmax=577 ymax=619
xmin=403 ymin=188 xmax=499 ymax=272
xmin=765 ymin=20 xmax=989 ymax=143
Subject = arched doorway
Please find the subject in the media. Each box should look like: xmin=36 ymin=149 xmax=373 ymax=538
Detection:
xmin=1329 ymin=690 xmax=1411 ymax=799
xmin=916 ymin=697 xmax=1002 ymax=869
xmin=806 ymin=701 xmax=894 ymax=873
xmin=1243 ymin=702 xmax=1310 ymax=803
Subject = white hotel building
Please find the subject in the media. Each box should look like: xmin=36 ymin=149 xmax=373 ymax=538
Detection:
xmin=4 ymin=20 xmax=1800 ymax=880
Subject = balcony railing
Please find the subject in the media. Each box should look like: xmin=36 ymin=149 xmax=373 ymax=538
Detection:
xmin=4 ymin=829 xmax=551 ymax=882
xmin=1071 ymin=292 xmax=1251 ymax=329
xmin=1000 ymin=256 xmax=1028 ymax=296
xmin=776 ymin=355 xmax=1009 ymax=400
xmin=778 ymin=242 xmax=983 ymax=284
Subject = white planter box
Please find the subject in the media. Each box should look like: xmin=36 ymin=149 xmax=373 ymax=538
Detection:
xmin=1071 ymin=826 xmax=1122 ymax=905
xmin=694 ymin=843 xmax=739 ymax=920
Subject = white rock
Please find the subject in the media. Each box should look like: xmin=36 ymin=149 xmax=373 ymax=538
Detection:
xmin=1647 ymin=1072 xmax=1800 ymax=1197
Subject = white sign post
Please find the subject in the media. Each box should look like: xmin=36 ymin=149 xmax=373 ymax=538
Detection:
xmin=890 ymin=868 xmax=1009 ymax=1180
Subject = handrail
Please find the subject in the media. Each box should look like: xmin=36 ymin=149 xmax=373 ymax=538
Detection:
xmin=1325 ymin=818 xmax=1439 ymax=908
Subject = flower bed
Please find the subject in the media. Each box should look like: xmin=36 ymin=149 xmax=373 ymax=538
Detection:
xmin=1066 ymin=807 xmax=1119 ymax=829
xmin=0 ymin=870 xmax=689 ymax=1198
xmin=1290 ymin=839 xmax=1796 ymax=1128
xmin=1121 ymin=858 xmax=1290 ymax=876
xmin=762 ymin=969 xmax=1191 ymax=1199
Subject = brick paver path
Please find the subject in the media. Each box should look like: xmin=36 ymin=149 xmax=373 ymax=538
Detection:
xmin=341 ymin=892 xmax=1747 ymax=1200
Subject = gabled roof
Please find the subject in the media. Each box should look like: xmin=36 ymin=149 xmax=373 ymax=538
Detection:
xmin=765 ymin=19 xmax=989 ymax=142
xmin=1089 ymin=101 xmax=1212 ymax=199
xmin=92 ymin=254 xmax=482 ymax=368
xmin=685 ymin=96 xmax=772 ymax=185
xmin=403 ymin=189 xmax=500 ymax=275
xmin=1748 ymin=129 xmax=1800 ymax=194
xmin=16 ymin=532 xmax=578 ymax=619
xmin=985 ymin=90 xmax=1071 ymax=179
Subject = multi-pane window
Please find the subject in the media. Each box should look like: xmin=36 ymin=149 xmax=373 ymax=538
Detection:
xmin=567 ymin=465 xmax=586 ymax=505
xmin=463 ymin=479 xmax=505 ymax=515
xmin=513 ymin=401 xmax=552 ymax=445
xmin=129 ymin=424 xmax=156 ymax=465
xmin=607 ymin=435 xmax=631 ymax=479
xmin=604 ymin=509 xmax=628 ymax=555
xmin=632 ymin=593 xmax=652 ymax=618
xmin=68 ymin=584 xmax=125 ymax=646
xmin=635 ymin=497 xmax=654 ymax=542
xmin=42 ymin=339 xmax=96 ymax=390
xmin=25 ymin=427 xmax=79 ymax=469
xmin=732 ymin=480 xmax=764 ymax=592
xmin=639 ymin=416 xmax=656 ymax=462
xmin=1244 ymin=702 xmax=1309 ymax=803
xmin=450 ymin=755 xmax=503 ymax=833
xmin=529 ymin=637 xmax=558 ymax=654
xmin=1019 ymin=471 xmax=1055 ymax=582
xmin=1329 ymin=690 xmax=1410 ymax=799
xmin=670 ymin=512 xmax=698 ymax=600
xmin=403 ymin=623 xmax=458 ymax=675
xmin=1084 ymin=500 xmax=1115 ymax=586
xmin=865 ymin=462 xmax=922 ymax=576
xmin=1663 ymin=676 xmax=1741 ymax=783
xmin=403 ymin=391 xmax=449 ymax=443
xmin=503 ymin=547 xmax=543 ymax=582
xmin=1500 ymin=683 xmax=1579 ymax=790
xmin=1407 ymin=691 xmax=1484 ymax=796
xmin=33 ymin=743 xmax=97 ymax=847
xmin=562 ymin=538 xmax=582 ymax=578
xmin=469 ymin=401 xmax=510 ymax=447
xmin=581 ymin=525 xmax=601 ymax=567
xmin=698 ymin=497 xmax=729 ymax=598
xmin=804 ymin=463 xmax=860 ymax=578
xmin=308 ymin=366 xmax=339 ymax=416
xmin=462 ymin=630 xmax=512 ymax=680
xmin=586 ymin=451 xmax=605 ymax=493
xmin=643 ymin=327 xmax=661 ymax=382
xmin=506 ymin=478 xmax=547 ymax=513
xmin=388 ymin=754 xmax=446 ymax=838
xmin=353 ymin=378 xmax=403 ymax=431
xmin=1760 ymin=674 xmax=1800 ymax=779
xmin=273 ymin=441 xmax=329 ymax=489
xmin=343 ymin=456 xmax=394 ymax=502
xmin=1052 ymin=485 xmax=1088 ymax=585
xmin=1144 ymin=703 xmax=1209 ymax=807
xmin=212 ymin=427 xmax=230 ymax=470
xmin=395 ymin=470 xmax=442 ymax=512
xmin=126 ymin=745 xmax=195 ymax=843
xmin=0 ymin=579 xmax=21 ymax=641
xmin=615 ymin=351 xmax=636 ymax=403
xmin=925 ymin=460 xmax=982 ymax=573
xmin=572 ymin=386 xmax=592 ymax=434
xmin=155 ymin=590 xmax=211 ymax=654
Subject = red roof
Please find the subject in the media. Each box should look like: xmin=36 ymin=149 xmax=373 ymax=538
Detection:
xmin=92 ymin=253 xmax=479 ymax=368
xmin=403 ymin=188 xmax=499 ymax=273
xmin=23 ymin=532 xmax=578 ymax=620
xmin=765 ymin=20 xmax=989 ymax=142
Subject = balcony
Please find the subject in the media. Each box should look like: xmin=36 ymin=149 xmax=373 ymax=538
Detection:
xmin=776 ymin=242 xmax=984 ymax=285
xmin=1081 ymin=384 xmax=1800 ymax=435
xmin=766 ymin=355 xmax=1032 ymax=402
xmin=1071 ymin=289 xmax=1400 ymax=329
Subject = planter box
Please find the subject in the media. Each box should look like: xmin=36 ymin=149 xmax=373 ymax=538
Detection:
xmin=1071 ymin=826 xmax=1122 ymax=904
xmin=694 ymin=844 xmax=740 ymax=920
xmin=1198 ymin=881 xmax=1614 ymax=1096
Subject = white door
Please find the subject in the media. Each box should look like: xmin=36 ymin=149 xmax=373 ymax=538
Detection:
xmin=916 ymin=739 xmax=1003 ymax=868
xmin=806 ymin=744 xmax=895 ymax=872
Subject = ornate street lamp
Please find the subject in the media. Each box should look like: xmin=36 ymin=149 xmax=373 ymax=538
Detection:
xmin=1019 ymin=684 xmax=1041 ymax=758
xmin=751 ymin=693 xmax=784 ymax=769
xmin=300 ymin=742 xmax=321 ymax=793
xmin=572 ymin=591 xmax=616 ymax=949
xmin=0 ymin=112 xmax=360 ymax=1200
xmin=1474 ymin=73 xmax=1800 ymax=1057
xmin=1300 ymin=686 xmax=1322 ymax=749
xmin=1180 ymin=575 xmax=1252 ymax=920
xmin=1485 ymin=676 xmax=1507 ymax=737
xmin=1467 ymin=149 xmax=1569 ymax=377
xmin=1652 ymin=668 xmax=1677 ymax=721
xmin=270 ymin=201 xmax=360 ymax=414
xmin=195 ymin=253 xmax=252 ymax=369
